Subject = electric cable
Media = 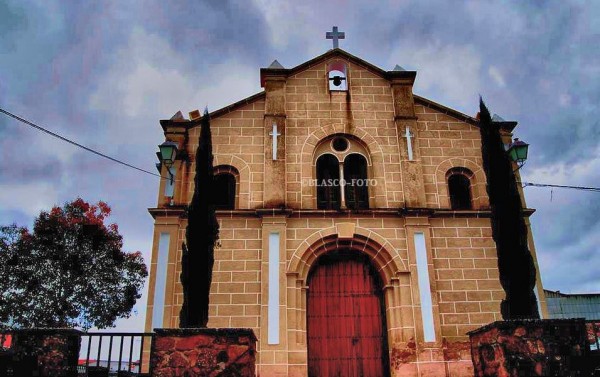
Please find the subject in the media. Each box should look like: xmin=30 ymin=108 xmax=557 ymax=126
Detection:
xmin=0 ymin=108 xmax=166 ymax=179
xmin=520 ymin=182 xmax=600 ymax=192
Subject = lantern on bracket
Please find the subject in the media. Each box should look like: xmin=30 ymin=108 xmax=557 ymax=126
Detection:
xmin=507 ymin=138 xmax=529 ymax=170
xmin=157 ymin=141 xmax=179 ymax=183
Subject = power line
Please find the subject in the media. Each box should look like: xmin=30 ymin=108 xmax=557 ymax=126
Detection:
xmin=0 ymin=108 xmax=165 ymax=179
xmin=521 ymin=182 xmax=600 ymax=192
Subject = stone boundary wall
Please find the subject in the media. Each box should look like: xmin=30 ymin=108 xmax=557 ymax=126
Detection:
xmin=3 ymin=328 xmax=81 ymax=377
xmin=151 ymin=328 xmax=256 ymax=377
xmin=469 ymin=319 xmax=588 ymax=376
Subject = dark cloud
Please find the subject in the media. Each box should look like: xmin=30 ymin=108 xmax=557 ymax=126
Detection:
xmin=136 ymin=0 xmax=271 ymax=66
xmin=0 ymin=1 xmax=598 ymax=326
xmin=532 ymin=192 xmax=600 ymax=249
xmin=348 ymin=1 xmax=599 ymax=167
xmin=0 ymin=157 xmax=62 ymax=184
xmin=0 ymin=1 xmax=27 ymax=51
xmin=530 ymin=114 xmax=600 ymax=165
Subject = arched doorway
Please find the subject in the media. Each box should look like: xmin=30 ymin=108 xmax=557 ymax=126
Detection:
xmin=307 ymin=250 xmax=390 ymax=377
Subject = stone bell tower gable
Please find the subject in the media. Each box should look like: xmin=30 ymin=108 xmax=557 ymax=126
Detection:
xmin=271 ymin=49 xmax=412 ymax=210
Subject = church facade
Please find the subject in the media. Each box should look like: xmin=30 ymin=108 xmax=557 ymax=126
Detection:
xmin=145 ymin=48 xmax=548 ymax=376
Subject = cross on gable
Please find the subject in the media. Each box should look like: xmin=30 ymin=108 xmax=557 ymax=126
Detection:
xmin=326 ymin=26 xmax=345 ymax=49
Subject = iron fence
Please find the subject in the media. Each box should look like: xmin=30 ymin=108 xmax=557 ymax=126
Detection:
xmin=79 ymin=332 xmax=153 ymax=376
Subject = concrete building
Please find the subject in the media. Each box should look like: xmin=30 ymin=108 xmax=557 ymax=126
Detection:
xmin=145 ymin=48 xmax=548 ymax=376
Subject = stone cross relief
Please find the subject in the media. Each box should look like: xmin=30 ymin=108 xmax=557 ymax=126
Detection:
xmin=269 ymin=123 xmax=281 ymax=160
xmin=404 ymin=126 xmax=414 ymax=161
xmin=326 ymin=26 xmax=345 ymax=49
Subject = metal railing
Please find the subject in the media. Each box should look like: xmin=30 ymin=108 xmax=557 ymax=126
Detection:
xmin=79 ymin=332 xmax=153 ymax=376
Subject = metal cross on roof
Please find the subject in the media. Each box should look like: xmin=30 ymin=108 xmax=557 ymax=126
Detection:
xmin=326 ymin=26 xmax=345 ymax=49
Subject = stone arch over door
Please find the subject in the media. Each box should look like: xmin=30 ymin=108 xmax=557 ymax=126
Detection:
xmin=299 ymin=124 xmax=388 ymax=208
xmin=286 ymin=226 xmax=411 ymax=351
xmin=288 ymin=226 xmax=407 ymax=284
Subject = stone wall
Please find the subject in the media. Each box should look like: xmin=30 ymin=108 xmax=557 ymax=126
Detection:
xmin=391 ymin=340 xmax=473 ymax=376
xmin=469 ymin=319 xmax=588 ymax=376
xmin=430 ymin=217 xmax=504 ymax=342
xmin=7 ymin=329 xmax=81 ymax=377
xmin=151 ymin=328 xmax=256 ymax=377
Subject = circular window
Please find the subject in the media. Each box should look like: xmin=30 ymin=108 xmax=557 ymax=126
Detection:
xmin=331 ymin=137 xmax=349 ymax=152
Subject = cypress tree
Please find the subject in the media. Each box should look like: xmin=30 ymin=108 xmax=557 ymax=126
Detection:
xmin=180 ymin=109 xmax=220 ymax=328
xmin=479 ymin=98 xmax=539 ymax=319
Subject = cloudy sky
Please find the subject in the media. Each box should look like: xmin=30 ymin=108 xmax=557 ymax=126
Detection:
xmin=1 ymin=0 xmax=598 ymax=331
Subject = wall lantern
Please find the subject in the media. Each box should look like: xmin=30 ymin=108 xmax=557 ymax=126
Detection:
xmin=158 ymin=141 xmax=178 ymax=183
xmin=507 ymin=138 xmax=529 ymax=169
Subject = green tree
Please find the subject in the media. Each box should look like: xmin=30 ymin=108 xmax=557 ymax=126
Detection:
xmin=179 ymin=109 xmax=220 ymax=328
xmin=0 ymin=198 xmax=147 ymax=330
xmin=478 ymin=98 xmax=539 ymax=319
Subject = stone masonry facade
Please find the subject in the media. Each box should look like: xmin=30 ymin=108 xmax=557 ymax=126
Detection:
xmin=145 ymin=49 xmax=547 ymax=376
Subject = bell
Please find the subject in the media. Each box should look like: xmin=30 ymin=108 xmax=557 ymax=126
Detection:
xmin=332 ymin=76 xmax=342 ymax=86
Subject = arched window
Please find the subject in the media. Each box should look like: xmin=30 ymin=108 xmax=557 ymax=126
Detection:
xmin=344 ymin=154 xmax=369 ymax=209
xmin=316 ymin=154 xmax=341 ymax=209
xmin=447 ymin=168 xmax=473 ymax=210
xmin=315 ymin=135 xmax=371 ymax=210
xmin=213 ymin=165 xmax=239 ymax=210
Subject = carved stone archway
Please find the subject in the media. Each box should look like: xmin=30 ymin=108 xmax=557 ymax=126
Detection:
xmin=286 ymin=226 xmax=411 ymax=348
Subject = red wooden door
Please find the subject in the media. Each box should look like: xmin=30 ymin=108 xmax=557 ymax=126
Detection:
xmin=307 ymin=252 xmax=389 ymax=377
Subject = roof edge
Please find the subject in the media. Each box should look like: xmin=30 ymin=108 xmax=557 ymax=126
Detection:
xmin=159 ymin=91 xmax=266 ymax=131
xmin=414 ymin=95 xmax=478 ymax=125
xmin=260 ymin=48 xmax=417 ymax=87
xmin=414 ymin=95 xmax=519 ymax=132
xmin=544 ymin=289 xmax=600 ymax=298
xmin=206 ymin=91 xmax=266 ymax=120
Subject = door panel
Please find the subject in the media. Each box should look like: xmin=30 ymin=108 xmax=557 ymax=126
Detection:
xmin=307 ymin=252 xmax=389 ymax=377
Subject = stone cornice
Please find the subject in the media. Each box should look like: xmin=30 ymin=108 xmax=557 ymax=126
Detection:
xmin=147 ymin=207 xmax=536 ymax=219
